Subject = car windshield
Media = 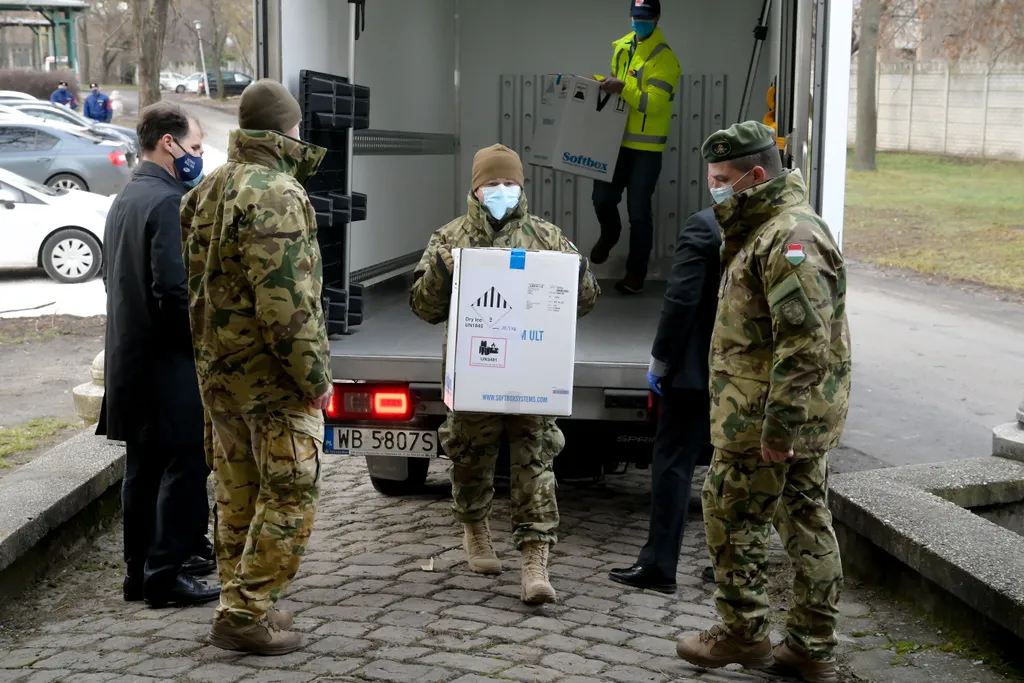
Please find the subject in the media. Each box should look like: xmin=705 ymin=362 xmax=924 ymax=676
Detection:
xmin=23 ymin=106 xmax=91 ymax=127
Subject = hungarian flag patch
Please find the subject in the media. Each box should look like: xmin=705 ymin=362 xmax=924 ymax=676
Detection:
xmin=785 ymin=243 xmax=805 ymax=266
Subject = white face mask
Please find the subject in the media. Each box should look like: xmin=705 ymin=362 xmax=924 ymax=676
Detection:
xmin=480 ymin=184 xmax=521 ymax=220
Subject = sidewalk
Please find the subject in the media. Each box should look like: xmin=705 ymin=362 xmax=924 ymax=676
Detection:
xmin=0 ymin=456 xmax=1019 ymax=683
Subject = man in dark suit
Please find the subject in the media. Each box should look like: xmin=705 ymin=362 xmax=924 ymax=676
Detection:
xmin=97 ymin=101 xmax=219 ymax=607
xmin=608 ymin=207 xmax=722 ymax=593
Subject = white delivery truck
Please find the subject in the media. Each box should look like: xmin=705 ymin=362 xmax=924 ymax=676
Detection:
xmin=253 ymin=0 xmax=853 ymax=494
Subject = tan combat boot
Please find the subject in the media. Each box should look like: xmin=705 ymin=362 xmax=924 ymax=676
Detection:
xmin=676 ymin=624 xmax=774 ymax=670
xmin=771 ymin=641 xmax=839 ymax=683
xmin=267 ymin=607 xmax=294 ymax=630
xmin=520 ymin=541 xmax=556 ymax=604
xmin=463 ymin=521 xmax=502 ymax=574
xmin=207 ymin=615 xmax=303 ymax=656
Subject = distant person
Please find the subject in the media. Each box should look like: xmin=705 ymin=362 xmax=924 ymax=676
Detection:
xmin=49 ymin=80 xmax=77 ymax=110
xmin=181 ymin=78 xmax=333 ymax=656
xmin=409 ymin=144 xmax=601 ymax=605
xmin=674 ymin=121 xmax=851 ymax=683
xmin=97 ymin=100 xmax=218 ymax=608
xmin=83 ymin=83 xmax=112 ymax=123
xmin=607 ymin=206 xmax=721 ymax=594
xmin=590 ymin=0 xmax=680 ymax=295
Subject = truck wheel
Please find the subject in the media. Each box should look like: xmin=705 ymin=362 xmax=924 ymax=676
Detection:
xmin=367 ymin=457 xmax=429 ymax=496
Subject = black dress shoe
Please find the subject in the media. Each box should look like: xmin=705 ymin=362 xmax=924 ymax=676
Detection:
xmin=144 ymin=573 xmax=221 ymax=608
xmin=608 ymin=565 xmax=677 ymax=594
xmin=123 ymin=575 xmax=144 ymax=602
xmin=196 ymin=537 xmax=215 ymax=561
xmin=182 ymin=554 xmax=217 ymax=577
xmin=702 ymin=565 xmax=716 ymax=583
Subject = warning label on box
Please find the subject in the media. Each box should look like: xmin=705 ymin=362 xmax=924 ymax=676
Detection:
xmin=470 ymin=337 xmax=507 ymax=368
xmin=471 ymin=286 xmax=512 ymax=328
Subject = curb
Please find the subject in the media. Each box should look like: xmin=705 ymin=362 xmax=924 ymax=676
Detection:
xmin=0 ymin=431 xmax=125 ymax=575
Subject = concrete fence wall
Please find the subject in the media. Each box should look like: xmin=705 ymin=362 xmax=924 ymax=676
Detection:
xmin=848 ymin=62 xmax=1024 ymax=160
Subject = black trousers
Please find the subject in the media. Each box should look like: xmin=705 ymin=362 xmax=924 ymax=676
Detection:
xmin=591 ymin=147 xmax=663 ymax=281
xmin=636 ymin=387 xmax=712 ymax=581
xmin=122 ymin=442 xmax=210 ymax=589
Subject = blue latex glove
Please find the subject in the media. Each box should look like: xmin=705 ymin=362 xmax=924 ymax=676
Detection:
xmin=646 ymin=371 xmax=663 ymax=396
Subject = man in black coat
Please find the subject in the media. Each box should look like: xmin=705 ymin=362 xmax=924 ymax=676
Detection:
xmin=608 ymin=207 xmax=722 ymax=593
xmin=96 ymin=101 xmax=219 ymax=607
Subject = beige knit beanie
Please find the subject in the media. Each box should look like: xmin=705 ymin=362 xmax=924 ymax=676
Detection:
xmin=471 ymin=144 xmax=525 ymax=190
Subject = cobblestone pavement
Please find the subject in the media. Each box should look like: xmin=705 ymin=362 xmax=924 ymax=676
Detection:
xmin=0 ymin=457 xmax=1020 ymax=683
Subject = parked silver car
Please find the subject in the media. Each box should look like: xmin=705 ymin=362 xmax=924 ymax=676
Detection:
xmin=0 ymin=120 xmax=132 ymax=196
xmin=0 ymin=98 xmax=139 ymax=166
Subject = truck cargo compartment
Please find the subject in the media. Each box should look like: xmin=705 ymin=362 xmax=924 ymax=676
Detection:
xmin=329 ymin=278 xmax=664 ymax=390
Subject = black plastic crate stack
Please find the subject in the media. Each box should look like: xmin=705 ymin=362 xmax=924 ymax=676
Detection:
xmin=298 ymin=69 xmax=370 ymax=334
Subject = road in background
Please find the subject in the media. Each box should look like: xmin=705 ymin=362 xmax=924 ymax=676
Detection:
xmin=836 ymin=266 xmax=1024 ymax=471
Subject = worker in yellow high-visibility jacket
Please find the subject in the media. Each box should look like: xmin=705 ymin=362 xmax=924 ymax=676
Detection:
xmin=592 ymin=0 xmax=681 ymax=295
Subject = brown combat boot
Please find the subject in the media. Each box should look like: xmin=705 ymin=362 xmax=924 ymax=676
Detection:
xmin=771 ymin=641 xmax=839 ymax=683
xmin=676 ymin=624 xmax=774 ymax=670
xmin=520 ymin=541 xmax=556 ymax=604
xmin=207 ymin=615 xmax=303 ymax=656
xmin=463 ymin=521 xmax=502 ymax=574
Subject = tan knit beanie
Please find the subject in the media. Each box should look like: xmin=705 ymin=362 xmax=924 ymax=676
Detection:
xmin=472 ymin=144 xmax=525 ymax=190
xmin=238 ymin=78 xmax=302 ymax=133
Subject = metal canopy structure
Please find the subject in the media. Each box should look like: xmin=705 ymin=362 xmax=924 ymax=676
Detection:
xmin=0 ymin=0 xmax=90 ymax=75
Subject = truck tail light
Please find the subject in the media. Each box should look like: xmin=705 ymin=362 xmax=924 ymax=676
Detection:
xmin=326 ymin=385 xmax=413 ymax=421
xmin=108 ymin=150 xmax=127 ymax=166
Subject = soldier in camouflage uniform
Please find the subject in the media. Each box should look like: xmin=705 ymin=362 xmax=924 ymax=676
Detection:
xmin=180 ymin=79 xmax=333 ymax=656
xmin=410 ymin=144 xmax=600 ymax=604
xmin=675 ymin=122 xmax=851 ymax=683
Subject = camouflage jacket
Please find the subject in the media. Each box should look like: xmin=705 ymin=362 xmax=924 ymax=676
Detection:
xmin=180 ymin=129 xmax=332 ymax=415
xmin=710 ymin=170 xmax=851 ymax=455
xmin=410 ymin=192 xmax=601 ymax=376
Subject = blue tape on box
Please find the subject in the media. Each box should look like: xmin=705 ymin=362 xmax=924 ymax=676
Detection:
xmin=509 ymin=248 xmax=526 ymax=270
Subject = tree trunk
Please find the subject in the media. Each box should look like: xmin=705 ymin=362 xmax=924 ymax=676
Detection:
xmin=102 ymin=51 xmax=115 ymax=85
xmin=131 ymin=0 xmax=171 ymax=110
xmin=854 ymin=0 xmax=882 ymax=172
xmin=78 ymin=15 xmax=91 ymax=85
xmin=212 ymin=40 xmax=225 ymax=99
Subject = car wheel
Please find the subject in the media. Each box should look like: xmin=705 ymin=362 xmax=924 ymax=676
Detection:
xmin=175 ymin=85 xmax=185 ymax=93
xmin=46 ymin=173 xmax=88 ymax=192
xmin=368 ymin=458 xmax=430 ymax=496
xmin=41 ymin=229 xmax=103 ymax=284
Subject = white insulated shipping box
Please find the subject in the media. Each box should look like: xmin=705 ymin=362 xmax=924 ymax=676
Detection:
xmin=443 ymin=247 xmax=579 ymax=416
xmin=525 ymin=74 xmax=570 ymax=167
xmin=528 ymin=75 xmax=629 ymax=182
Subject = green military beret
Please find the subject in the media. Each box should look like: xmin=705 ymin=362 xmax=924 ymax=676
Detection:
xmin=701 ymin=121 xmax=777 ymax=162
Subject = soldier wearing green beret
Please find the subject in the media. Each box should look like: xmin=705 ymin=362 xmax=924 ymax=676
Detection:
xmin=675 ymin=121 xmax=852 ymax=683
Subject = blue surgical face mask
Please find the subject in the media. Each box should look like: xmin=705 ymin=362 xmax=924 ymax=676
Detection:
xmin=632 ymin=20 xmax=656 ymax=39
xmin=710 ymin=170 xmax=752 ymax=204
xmin=480 ymin=184 xmax=521 ymax=221
xmin=182 ymin=172 xmax=205 ymax=189
xmin=173 ymin=139 xmax=204 ymax=184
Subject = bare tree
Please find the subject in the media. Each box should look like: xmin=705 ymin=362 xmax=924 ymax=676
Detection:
xmin=130 ymin=0 xmax=171 ymax=109
xmin=925 ymin=0 xmax=1024 ymax=67
xmin=77 ymin=14 xmax=90 ymax=83
xmin=854 ymin=0 xmax=882 ymax=171
xmin=80 ymin=2 xmax=136 ymax=85
xmin=170 ymin=0 xmax=251 ymax=98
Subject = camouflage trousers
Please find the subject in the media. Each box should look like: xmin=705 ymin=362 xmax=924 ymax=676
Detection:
xmin=208 ymin=405 xmax=323 ymax=626
xmin=439 ymin=412 xmax=565 ymax=549
xmin=702 ymin=447 xmax=842 ymax=659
